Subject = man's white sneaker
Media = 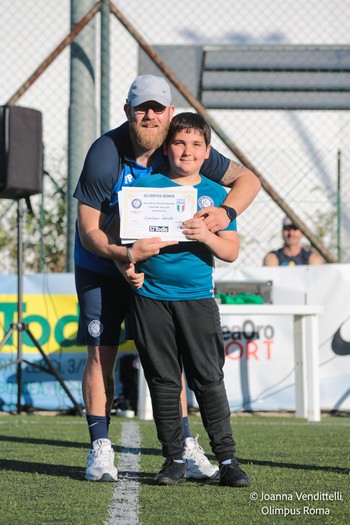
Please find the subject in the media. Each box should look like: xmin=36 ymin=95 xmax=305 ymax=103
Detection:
xmin=116 ymin=409 xmax=135 ymax=418
xmin=85 ymin=438 xmax=118 ymax=482
xmin=183 ymin=434 xmax=219 ymax=480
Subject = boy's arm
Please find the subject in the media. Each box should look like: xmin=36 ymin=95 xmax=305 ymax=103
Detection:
xmin=181 ymin=217 xmax=239 ymax=263
xmin=207 ymin=229 xmax=239 ymax=263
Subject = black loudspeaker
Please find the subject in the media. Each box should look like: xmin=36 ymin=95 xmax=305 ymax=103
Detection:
xmin=0 ymin=105 xmax=43 ymax=199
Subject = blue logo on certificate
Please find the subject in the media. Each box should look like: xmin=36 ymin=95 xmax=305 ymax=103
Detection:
xmin=131 ymin=198 xmax=142 ymax=209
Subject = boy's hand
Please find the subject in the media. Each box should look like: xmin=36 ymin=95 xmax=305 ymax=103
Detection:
xmin=114 ymin=261 xmax=144 ymax=289
xmin=181 ymin=217 xmax=211 ymax=243
xmin=125 ymin=263 xmax=144 ymax=289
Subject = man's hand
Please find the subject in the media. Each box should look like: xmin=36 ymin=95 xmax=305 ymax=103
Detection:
xmin=115 ymin=261 xmax=145 ymax=289
xmin=129 ymin=237 xmax=178 ymax=263
xmin=194 ymin=207 xmax=229 ymax=233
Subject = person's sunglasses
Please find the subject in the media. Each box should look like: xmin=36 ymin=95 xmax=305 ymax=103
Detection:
xmin=283 ymin=225 xmax=299 ymax=231
xmin=133 ymin=104 xmax=166 ymax=115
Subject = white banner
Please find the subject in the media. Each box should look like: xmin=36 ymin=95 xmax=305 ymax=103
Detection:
xmin=214 ymin=263 xmax=350 ymax=412
xmin=221 ymin=314 xmax=295 ymax=411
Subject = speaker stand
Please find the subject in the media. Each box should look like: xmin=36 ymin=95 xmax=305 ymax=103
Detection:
xmin=0 ymin=198 xmax=83 ymax=415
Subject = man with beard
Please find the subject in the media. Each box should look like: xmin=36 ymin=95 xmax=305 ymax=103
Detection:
xmin=73 ymin=75 xmax=261 ymax=482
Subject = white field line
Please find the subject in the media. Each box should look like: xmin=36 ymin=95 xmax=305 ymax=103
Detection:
xmin=0 ymin=418 xmax=348 ymax=428
xmin=106 ymin=421 xmax=141 ymax=525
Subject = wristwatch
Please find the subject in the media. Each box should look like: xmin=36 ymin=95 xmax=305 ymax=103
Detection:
xmin=219 ymin=205 xmax=237 ymax=222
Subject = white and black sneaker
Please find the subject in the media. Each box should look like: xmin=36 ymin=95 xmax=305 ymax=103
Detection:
xmin=183 ymin=435 xmax=219 ymax=480
xmin=85 ymin=438 xmax=118 ymax=482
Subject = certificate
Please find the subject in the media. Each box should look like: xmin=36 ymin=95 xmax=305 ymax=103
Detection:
xmin=118 ymin=186 xmax=198 ymax=242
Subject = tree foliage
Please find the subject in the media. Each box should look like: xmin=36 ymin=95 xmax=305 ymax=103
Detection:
xmin=0 ymin=169 xmax=67 ymax=273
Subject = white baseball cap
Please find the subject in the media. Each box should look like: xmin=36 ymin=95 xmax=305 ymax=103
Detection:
xmin=126 ymin=75 xmax=172 ymax=107
xmin=282 ymin=216 xmax=299 ymax=229
xmin=282 ymin=216 xmax=293 ymax=227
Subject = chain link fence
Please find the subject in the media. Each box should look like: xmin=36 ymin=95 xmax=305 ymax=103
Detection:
xmin=1 ymin=0 xmax=349 ymax=272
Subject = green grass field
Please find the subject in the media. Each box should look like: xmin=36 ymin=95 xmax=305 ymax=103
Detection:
xmin=0 ymin=413 xmax=349 ymax=525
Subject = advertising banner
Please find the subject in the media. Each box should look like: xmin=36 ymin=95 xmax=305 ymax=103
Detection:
xmin=0 ymin=274 xmax=136 ymax=411
xmin=0 ymin=266 xmax=349 ymax=412
xmin=221 ymin=314 xmax=294 ymax=412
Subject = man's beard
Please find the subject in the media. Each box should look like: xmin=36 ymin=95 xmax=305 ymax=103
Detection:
xmin=129 ymin=121 xmax=169 ymax=151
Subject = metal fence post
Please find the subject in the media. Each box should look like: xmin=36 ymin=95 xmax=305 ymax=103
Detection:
xmin=66 ymin=0 xmax=97 ymax=271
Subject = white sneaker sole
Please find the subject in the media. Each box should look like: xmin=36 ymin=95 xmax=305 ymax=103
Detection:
xmin=85 ymin=471 xmax=118 ymax=482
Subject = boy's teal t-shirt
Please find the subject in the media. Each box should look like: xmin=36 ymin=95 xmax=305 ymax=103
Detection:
xmin=131 ymin=173 xmax=237 ymax=301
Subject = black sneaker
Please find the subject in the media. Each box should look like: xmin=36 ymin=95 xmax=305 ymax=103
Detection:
xmin=155 ymin=458 xmax=186 ymax=485
xmin=219 ymin=459 xmax=251 ymax=487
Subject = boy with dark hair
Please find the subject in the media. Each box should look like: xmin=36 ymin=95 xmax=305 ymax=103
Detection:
xmin=120 ymin=112 xmax=251 ymax=487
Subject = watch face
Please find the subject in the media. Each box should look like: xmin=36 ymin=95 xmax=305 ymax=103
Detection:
xmin=221 ymin=205 xmax=236 ymax=221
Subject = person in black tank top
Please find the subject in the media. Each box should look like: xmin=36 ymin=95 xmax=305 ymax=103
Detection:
xmin=263 ymin=216 xmax=324 ymax=266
